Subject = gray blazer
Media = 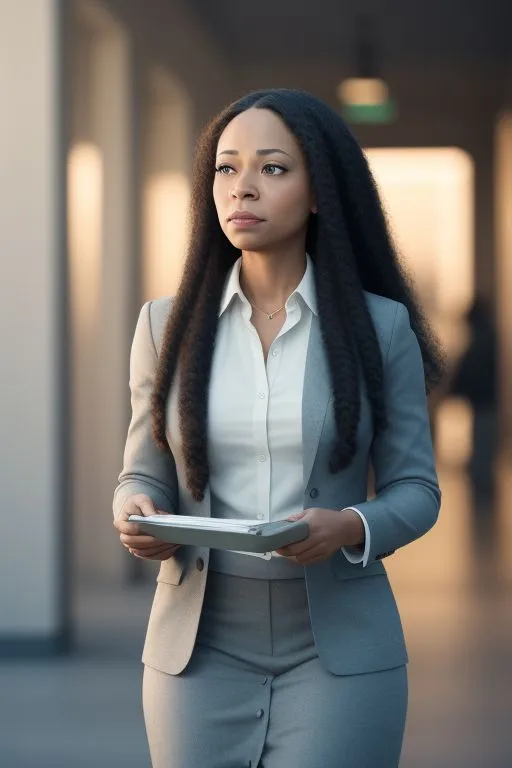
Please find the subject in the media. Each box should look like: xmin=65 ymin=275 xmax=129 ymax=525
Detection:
xmin=113 ymin=293 xmax=441 ymax=677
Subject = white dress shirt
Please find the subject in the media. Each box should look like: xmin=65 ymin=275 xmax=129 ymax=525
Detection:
xmin=168 ymin=254 xmax=370 ymax=564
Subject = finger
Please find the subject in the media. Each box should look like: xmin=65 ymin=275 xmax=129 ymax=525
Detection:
xmin=115 ymin=506 xmax=134 ymax=523
xmin=129 ymin=541 xmax=180 ymax=556
xmin=114 ymin=519 xmax=142 ymax=535
xmin=130 ymin=551 xmax=174 ymax=561
xmin=286 ymin=511 xmax=307 ymax=522
xmin=139 ymin=497 xmax=159 ymax=517
xmin=294 ymin=545 xmax=330 ymax=565
xmin=277 ymin=537 xmax=319 ymax=557
xmin=130 ymin=542 xmax=178 ymax=555
xmin=116 ymin=494 xmax=157 ymax=523
xmin=115 ymin=505 xmax=166 ymax=534
xmin=130 ymin=547 xmax=171 ymax=559
xmin=120 ymin=533 xmax=172 ymax=548
xmin=114 ymin=507 xmax=150 ymax=532
xmin=130 ymin=545 xmax=179 ymax=560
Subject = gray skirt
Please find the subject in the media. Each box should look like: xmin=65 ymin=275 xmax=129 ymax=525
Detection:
xmin=143 ymin=553 xmax=407 ymax=768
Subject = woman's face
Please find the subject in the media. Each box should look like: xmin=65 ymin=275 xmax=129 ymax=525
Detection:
xmin=213 ymin=108 xmax=315 ymax=253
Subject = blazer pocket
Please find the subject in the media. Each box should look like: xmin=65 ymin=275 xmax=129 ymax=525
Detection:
xmin=330 ymin=551 xmax=385 ymax=581
xmin=156 ymin=556 xmax=185 ymax=586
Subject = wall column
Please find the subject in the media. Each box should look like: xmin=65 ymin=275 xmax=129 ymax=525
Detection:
xmin=0 ymin=0 xmax=70 ymax=651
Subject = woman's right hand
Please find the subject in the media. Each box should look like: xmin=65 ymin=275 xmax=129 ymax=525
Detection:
xmin=113 ymin=493 xmax=181 ymax=561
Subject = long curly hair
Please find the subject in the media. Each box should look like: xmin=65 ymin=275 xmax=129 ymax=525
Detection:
xmin=151 ymin=88 xmax=444 ymax=501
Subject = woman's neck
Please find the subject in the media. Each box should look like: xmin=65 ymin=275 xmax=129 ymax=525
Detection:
xmin=238 ymin=250 xmax=307 ymax=311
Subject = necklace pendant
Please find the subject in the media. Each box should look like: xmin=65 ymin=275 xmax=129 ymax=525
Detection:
xmin=268 ymin=313 xmax=274 ymax=320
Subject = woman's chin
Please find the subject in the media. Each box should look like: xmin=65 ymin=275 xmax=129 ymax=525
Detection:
xmin=227 ymin=232 xmax=272 ymax=251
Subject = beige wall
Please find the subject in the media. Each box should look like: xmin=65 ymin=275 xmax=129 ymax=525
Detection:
xmin=69 ymin=4 xmax=138 ymax=583
xmin=141 ymin=68 xmax=192 ymax=300
xmin=0 ymin=0 xmax=65 ymax=640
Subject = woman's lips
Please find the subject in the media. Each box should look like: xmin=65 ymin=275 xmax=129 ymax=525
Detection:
xmin=228 ymin=216 xmax=264 ymax=227
xmin=227 ymin=211 xmax=264 ymax=226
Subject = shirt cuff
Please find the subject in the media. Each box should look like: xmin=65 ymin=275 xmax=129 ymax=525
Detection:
xmin=341 ymin=507 xmax=370 ymax=567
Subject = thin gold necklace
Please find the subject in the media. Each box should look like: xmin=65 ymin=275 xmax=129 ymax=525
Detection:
xmin=249 ymin=299 xmax=286 ymax=320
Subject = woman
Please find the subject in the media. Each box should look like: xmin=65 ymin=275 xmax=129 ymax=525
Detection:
xmin=113 ymin=88 xmax=443 ymax=768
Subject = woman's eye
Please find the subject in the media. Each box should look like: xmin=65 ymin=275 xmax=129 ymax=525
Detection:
xmin=215 ymin=164 xmax=235 ymax=175
xmin=262 ymin=164 xmax=286 ymax=175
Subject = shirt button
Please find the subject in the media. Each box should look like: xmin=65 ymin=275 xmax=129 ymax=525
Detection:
xmin=271 ymin=349 xmax=279 ymax=356
xmin=309 ymin=488 xmax=319 ymax=499
xmin=257 ymin=455 xmax=266 ymax=462
xmin=256 ymin=709 xmax=264 ymax=719
xmin=257 ymin=514 xmax=264 ymax=520
xmin=258 ymin=392 xmax=266 ymax=399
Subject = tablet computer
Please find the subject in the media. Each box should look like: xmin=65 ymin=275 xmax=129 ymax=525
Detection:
xmin=128 ymin=514 xmax=309 ymax=553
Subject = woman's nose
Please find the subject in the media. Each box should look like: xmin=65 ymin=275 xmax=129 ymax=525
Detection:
xmin=230 ymin=178 xmax=258 ymax=200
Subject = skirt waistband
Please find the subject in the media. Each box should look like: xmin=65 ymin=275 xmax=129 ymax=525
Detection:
xmin=208 ymin=549 xmax=305 ymax=580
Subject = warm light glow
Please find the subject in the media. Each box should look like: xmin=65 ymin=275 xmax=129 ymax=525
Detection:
xmin=496 ymin=458 xmax=512 ymax=580
xmin=337 ymin=77 xmax=389 ymax=106
xmin=365 ymin=147 xmax=474 ymax=359
xmin=386 ymin=464 xmax=473 ymax=589
xmin=143 ymin=172 xmax=190 ymax=300
xmin=67 ymin=142 xmax=103 ymax=331
xmin=435 ymin=397 xmax=474 ymax=466
xmin=495 ymin=113 xmax=512 ymax=450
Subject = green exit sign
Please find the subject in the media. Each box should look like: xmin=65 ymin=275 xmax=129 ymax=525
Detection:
xmin=342 ymin=99 xmax=397 ymax=124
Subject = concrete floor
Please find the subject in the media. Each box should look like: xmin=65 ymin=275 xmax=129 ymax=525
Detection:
xmin=1 ymin=462 xmax=511 ymax=767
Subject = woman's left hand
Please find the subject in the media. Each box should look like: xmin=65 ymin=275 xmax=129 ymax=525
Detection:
xmin=276 ymin=507 xmax=365 ymax=566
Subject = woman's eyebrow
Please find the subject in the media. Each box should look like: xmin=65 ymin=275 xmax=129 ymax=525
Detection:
xmin=216 ymin=148 xmax=294 ymax=159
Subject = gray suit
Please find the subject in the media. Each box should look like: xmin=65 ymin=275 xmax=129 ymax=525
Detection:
xmin=113 ymin=292 xmax=441 ymax=680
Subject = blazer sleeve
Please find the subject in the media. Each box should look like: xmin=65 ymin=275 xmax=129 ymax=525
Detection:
xmin=112 ymin=301 xmax=178 ymax=520
xmin=354 ymin=302 xmax=441 ymax=566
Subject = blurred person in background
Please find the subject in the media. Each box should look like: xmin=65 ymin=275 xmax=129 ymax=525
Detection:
xmin=113 ymin=89 xmax=443 ymax=768
xmin=449 ymin=297 xmax=498 ymax=551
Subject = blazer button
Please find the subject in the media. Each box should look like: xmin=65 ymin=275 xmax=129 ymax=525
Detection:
xmin=196 ymin=557 xmax=205 ymax=572
xmin=309 ymin=488 xmax=319 ymax=499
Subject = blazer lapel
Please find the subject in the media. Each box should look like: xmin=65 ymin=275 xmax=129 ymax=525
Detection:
xmin=302 ymin=316 xmax=332 ymax=492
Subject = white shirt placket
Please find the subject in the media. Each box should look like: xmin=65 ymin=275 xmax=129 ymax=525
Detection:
xmin=248 ymin=324 xmax=271 ymax=522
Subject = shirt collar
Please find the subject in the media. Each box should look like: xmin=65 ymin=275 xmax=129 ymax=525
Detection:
xmin=218 ymin=253 xmax=318 ymax=317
